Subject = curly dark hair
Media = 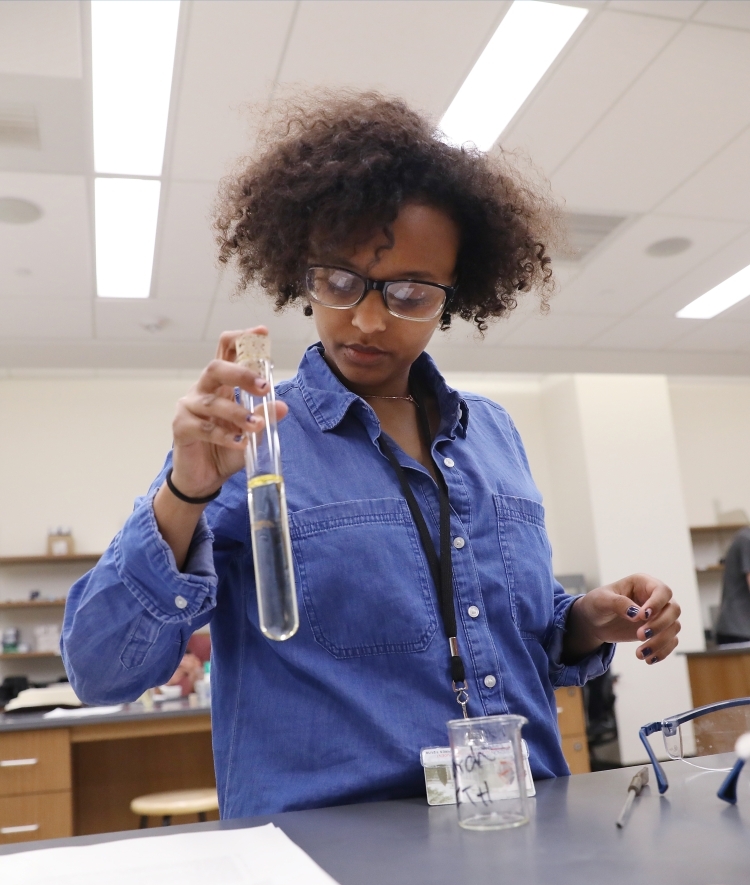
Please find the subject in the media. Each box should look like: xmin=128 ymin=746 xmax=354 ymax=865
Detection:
xmin=215 ymin=90 xmax=562 ymax=331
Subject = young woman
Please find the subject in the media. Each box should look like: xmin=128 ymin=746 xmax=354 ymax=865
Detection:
xmin=62 ymin=92 xmax=681 ymax=817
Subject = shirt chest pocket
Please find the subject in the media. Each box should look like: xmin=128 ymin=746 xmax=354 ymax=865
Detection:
xmin=494 ymin=494 xmax=555 ymax=641
xmin=289 ymin=498 xmax=439 ymax=658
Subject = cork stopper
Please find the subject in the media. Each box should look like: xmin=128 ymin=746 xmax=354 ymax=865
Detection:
xmin=235 ymin=331 xmax=271 ymax=373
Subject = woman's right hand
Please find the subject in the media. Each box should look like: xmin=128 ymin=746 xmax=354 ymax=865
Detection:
xmin=169 ymin=326 xmax=289 ymax=499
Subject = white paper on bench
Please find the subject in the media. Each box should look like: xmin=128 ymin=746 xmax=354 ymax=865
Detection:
xmin=43 ymin=705 xmax=123 ymax=719
xmin=0 ymin=823 xmax=340 ymax=885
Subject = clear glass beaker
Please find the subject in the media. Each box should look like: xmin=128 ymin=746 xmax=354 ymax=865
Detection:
xmin=447 ymin=714 xmax=530 ymax=830
xmin=240 ymin=355 xmax=299 ymax=642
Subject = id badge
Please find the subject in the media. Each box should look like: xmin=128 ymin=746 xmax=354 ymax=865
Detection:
xmin=420 ymin=740 xmax=536 ymax=806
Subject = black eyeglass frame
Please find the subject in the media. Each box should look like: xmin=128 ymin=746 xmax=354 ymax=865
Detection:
xmin=639 ymin=697 xmax=750 ymax=795
xmin=305 ymin=265 xmax=456 ymax=322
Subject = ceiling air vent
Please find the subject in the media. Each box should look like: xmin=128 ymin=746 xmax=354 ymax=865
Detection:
xmin=558 ymin=211 xmax=628 ymax=262
xmin=0 ymin=104 xmax=40 ymax=149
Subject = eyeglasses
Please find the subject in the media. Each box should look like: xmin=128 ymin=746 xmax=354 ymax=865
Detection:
xmin=639 ymin=697 xmax=750 ymax=795
xmin=305 ymin=266 xmax=455 ymax=322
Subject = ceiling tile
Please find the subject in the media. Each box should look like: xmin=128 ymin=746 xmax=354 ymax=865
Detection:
xmin=550 ymin=213 xmax=745 ymax=316
xmin=94 ymin=298 xmax=211 ymax=341
xmin=585 ymin=315 xmax=690 ymax=350
xmin=502 ymin=9 xmax=680 ymax=175
xmin=278 ymin=1 xmax=507 ymax=119
xmin=693 ymin=1 xmax=750 ymax=29
xmin=721 ymin=293 xmax=750 ymax=324
xmin=551 ymin=23 xmax=750 ymax=212
xmin=170 ymin=1 xmax=297 ymax=182
xmin=0 ymin=75 xmax=88 ymax=175
xmin=668 ymin=318 xmax=750 ymax=353
xmin=0 ymin=297 xmax=91 ymax=338
xmin=639 ymin=226 xmax=750 ymax=317
xmin=0 ymin=172 xmax=93 ymax=300
xmin=498 ymin=312 xmax=613 ymax=348
xmin=607 ymin=1 xmax=703 ymax=20
xmin=657 ymin=125 xmax=750 ymax=222
xmin=434 ymin=314 xmax=520 ymax=349
xmin=154 ymin=181 xmax=221 ymax=302
xmin=204 ymin=281 xmax=314 ymax=344
xmin=0 ymin=1 xmax=82 ymax=79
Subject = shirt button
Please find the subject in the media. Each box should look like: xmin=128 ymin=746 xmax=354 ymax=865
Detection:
xmin=174 ymin=595 xmax=188 ymax=610
xmin=467 ymin=605 xmax=480 ymax=618
xmin=443 ymin=457 xmax=455 ymax=468
xmin=484 ymin=674 xmax=497 ymax=689
xmin=453 ymin=537 xmax=465 ymax=549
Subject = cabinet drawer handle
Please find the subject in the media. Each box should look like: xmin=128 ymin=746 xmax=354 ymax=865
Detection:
xmin=0 ymin=758 xmax=38 ymax=767
xmin=1 ymin=824 xmax=40 ymax=834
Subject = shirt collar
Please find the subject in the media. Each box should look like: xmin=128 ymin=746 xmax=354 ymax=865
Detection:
xmin=295 ymin=344 xmax=469 ymax=440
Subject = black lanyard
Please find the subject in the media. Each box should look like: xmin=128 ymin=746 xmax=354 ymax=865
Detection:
xmin=378 ymin=382 xmax=469 ymax=718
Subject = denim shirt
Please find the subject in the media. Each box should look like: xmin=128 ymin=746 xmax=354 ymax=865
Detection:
xmin=62 ymin=345 xmax=613 ymax=817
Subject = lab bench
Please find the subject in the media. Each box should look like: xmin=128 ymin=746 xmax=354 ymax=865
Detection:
xmin=1 ymin=688 xmax=588 ymax=845
xmin=0 ymin=700 xmax=214 ymax=844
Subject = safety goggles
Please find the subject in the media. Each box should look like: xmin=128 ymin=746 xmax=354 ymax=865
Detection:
xmin=639 ymin=697 xmax=750 ymax=794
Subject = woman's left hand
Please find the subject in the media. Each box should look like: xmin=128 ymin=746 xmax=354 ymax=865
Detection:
xmin=564 ymin=574 xmax=681 ymax=664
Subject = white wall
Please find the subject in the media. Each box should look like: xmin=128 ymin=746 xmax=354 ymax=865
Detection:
xmin=669 ymin=378 xmax=750 ymax=527
xmin=571 ymin=375 xmax=703 ymax=763
xmin=539 ymin=376 xmax=599 ymax=586
xmin=0 ymin=372 xmax=197 ymax=556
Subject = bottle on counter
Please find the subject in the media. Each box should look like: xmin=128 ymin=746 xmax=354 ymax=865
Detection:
xmin=196 ymin=661 xmax=211 ymax=707
xmin=47 ymin=526 xmax=74 ymax=557
xmin=2 ymin=628 xmax=19 ymax=654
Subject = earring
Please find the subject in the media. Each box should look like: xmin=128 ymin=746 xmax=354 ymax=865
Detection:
xmin=303 ymin=305 xmax=313 ymax=317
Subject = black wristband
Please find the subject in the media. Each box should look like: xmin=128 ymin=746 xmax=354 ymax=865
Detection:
xmin=165 ymin=468 xmax=222 ymax=505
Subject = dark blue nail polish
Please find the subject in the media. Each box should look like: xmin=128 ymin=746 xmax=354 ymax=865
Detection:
xmin=234 ymin=434 xmax=242 ymax=442
xmin=644 ymin=608 xmax=652 ymax=620
xmin=627 ymin=606 xmax=640 ymax=618
xmin=246 ymin=414 xmax=256 ymax=423
xmin=650 ymin=655 xmax=659 ymax=664
xmin=642 ymin=647 xmax=653 ymax=658
xmin=644 ymin=628 xmax=653 ymax=639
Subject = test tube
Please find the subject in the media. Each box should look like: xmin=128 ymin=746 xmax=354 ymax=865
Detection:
xmin=236 ymin=332 xmax=299 ymax=641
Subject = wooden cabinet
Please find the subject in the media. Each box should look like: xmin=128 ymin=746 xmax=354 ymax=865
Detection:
xmin=687 ymin=650 xmax=750 ymax=707
xmin=0 ymin=711 xmax=213 ymax=844
xmin=0 ymin=729 xmax=71 ymax=796
xmin=0 ymin=728 xmax=72 ymax=844
xmin=0 ymin=791 xmax=73 ymax=844
xmin=555 ymin=686 xmax=590 ymax=774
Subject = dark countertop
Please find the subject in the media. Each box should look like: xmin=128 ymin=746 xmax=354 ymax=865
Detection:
xmin=1 ymin=758 xmax=748 ymax=883
xmin=685 ymin=644 xmax=750 ymax=657
xmin=0 ymin=697 xmax=210 ymax=733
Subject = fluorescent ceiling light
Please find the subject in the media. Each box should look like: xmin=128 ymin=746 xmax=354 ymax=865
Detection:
xmin=676 ymin=263 xmax=750 ymax=319
xmin=439 ymin=1 xmax=587 ymax=151
xmin=92 ymin=0 xmax=180 ymax=175
xmin=95 ymin=178 xmax=161 ymax=299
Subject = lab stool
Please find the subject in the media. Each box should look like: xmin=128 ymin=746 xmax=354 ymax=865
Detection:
xmin=130 ymin=788 xmax=219 ymax=827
